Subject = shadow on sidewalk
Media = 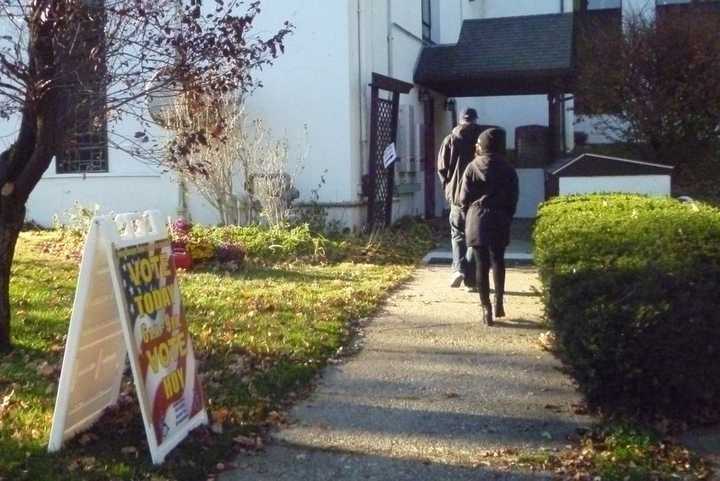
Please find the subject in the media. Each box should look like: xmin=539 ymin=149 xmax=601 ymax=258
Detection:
xmin=492 ymin=319 xmax=546 ymax=331
xmin=221 ymin=441 xmax=555 ymax=481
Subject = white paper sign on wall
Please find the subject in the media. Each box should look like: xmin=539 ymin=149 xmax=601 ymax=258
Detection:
xmin=383 ymin=142 xmax=398 ymax=168
xmin=48 ymin=211 xmax=208 ymax=465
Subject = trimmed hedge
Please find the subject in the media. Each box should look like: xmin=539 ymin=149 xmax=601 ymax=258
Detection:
xmin=534 ymin=194 xmax=720 ymax=421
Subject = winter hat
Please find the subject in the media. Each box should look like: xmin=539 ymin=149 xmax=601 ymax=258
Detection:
xmin=462 ymin=108 xmax=478 ymax=121
xmin=476 ymin=127 xmax=506 ymax=154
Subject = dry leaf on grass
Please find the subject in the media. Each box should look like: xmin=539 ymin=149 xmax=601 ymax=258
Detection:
xmin=78 ymin=433 xmax=98 ymax=446
xmin=36 ymin=361 xmax=58 ymax=378
xmin=0 ymin=390 xmax=14 ymax=418
xmin=538 ymin=331 xmax=557 ymax=352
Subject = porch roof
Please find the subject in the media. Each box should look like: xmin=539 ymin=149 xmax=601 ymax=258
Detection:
xmin=414 ymin=13 xmax=575 ymax=97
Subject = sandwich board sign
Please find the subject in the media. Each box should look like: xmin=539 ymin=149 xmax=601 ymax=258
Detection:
xmin=48 ymin=211 xmax=207 ymax=464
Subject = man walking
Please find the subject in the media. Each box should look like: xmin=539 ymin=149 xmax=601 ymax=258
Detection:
xmin=437 ymin=108 xmax=484 ymax=288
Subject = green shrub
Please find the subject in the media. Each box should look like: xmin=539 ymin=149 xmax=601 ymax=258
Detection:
xmin=172 ymin=217 xmax=435 ymax=266
xmin=179 ymin=223 xmax=331 ymax=264
xmin=533 ymin=194 xmax=720 ymax=422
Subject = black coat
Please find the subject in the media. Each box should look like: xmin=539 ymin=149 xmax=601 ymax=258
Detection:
xmin=437 ymin=122 xmax=484 ymax=206
xmin=459 ymin=154 xmax=519 ymax=248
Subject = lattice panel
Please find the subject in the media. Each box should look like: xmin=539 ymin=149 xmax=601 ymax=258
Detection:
xmin=369 ymin=98 xmax=395 ymax=228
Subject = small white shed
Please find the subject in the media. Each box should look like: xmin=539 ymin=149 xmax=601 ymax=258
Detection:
xmin=545 ymin=154 xmax=674 ymax=198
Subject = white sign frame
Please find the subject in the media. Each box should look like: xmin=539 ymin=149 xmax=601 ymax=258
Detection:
xmin=49 ymin=211 xmax=208 ymax=465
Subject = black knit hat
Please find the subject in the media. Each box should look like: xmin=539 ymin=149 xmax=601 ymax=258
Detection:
xmin=462 ymin=108 xmax=478 ymax=121
xmin=476 ymin=127 xmax=506 ymax=154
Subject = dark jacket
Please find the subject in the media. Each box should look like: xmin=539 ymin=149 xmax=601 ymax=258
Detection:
xmin=459 ymin=153 xmax=519 ymax=248
xmin=437 ymin=122 xmax=484 ymax=206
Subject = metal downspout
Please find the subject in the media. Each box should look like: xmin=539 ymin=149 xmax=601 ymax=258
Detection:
xmin=357 ymin=0 xmax=366 ymax=199
xmin=387 ymin=0 xmax=393 ymax=77
xmin=560 ymin=0 xmax=567 ymax=153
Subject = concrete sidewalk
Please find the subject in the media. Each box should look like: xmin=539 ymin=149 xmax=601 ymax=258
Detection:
xmin=422 ymin=239 xmax=533 ymax=265
xmin=222 ymin=266 xmax=592 ymax=481
xmin=424 ymin=218 xmax=535 ymax=265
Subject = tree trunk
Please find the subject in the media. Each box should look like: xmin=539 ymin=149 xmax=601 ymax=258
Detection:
xmin=0 ymin=198 xmax=25 ymax=352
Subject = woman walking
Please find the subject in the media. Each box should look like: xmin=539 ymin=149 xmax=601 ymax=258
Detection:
xmin=459 ymin=128 xmax=519 ymax=326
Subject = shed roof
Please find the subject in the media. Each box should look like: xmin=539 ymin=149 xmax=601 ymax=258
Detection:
xmin=414 ymin=13 xmax=575 ymax=97
xmin=547 ymin=154 xmax=674 ymax=177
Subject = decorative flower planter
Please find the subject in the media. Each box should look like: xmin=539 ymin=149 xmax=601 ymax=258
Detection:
xmin=171 ymin=248 xmax=193 ymax=270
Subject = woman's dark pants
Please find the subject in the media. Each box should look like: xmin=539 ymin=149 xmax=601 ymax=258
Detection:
xmin=470 ymin=245 xmax=506 ymax=306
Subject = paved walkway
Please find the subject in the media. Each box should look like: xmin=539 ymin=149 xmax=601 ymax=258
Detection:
xmin=222 ymin=266 xmax=592 ymax=481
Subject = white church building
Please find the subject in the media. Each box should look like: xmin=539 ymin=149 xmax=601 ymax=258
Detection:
xmin=8 ymin=0 xmax=678 ymax=228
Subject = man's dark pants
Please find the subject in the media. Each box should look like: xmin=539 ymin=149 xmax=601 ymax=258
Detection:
xmin=449 ymin=205 xmax=476 ymax=286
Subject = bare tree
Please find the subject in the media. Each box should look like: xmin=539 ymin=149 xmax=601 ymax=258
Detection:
xmin=245 ymin=119 xmax=306 ymax=227
xmin=0 ymin=0 xmax=291 ymax=350
xmin=161 ymin=94 xmax=305 ymax=226
xmin=574 ymin=6 xmax=720 ymax=171
xmin=162 ymin=91 xmax=248 ymax=225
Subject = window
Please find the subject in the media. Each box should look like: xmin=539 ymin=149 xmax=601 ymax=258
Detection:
xmin=56 ymin=85 xmax=108 ymax=174
xmin=576 ymin=0 xmax=622 ymax=10
xmin=588 ymin=0 xmax=622 ymax=9
xmin=421 ymin=0 xmax=432 ymax=42
xmin=56 ymin=0 xmax=108 ymax=174
xmin=656 ymin=0 xmax=720 ymax=5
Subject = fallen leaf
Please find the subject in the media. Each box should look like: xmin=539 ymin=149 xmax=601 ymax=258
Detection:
xmin=121 ymin=446 xmax=138 ymax=456
xmin=212 ymin=407 xmax=230 ymax=424
xmin=233 ymin=435 xmax=255 ymax=448
xmin=538 ymin=331 xmax=557 ymax=352
xmin=37 ymin=361 xmax=57 ymax=378
xmin=0 ymin=389 xmax=14 ymax=417
xmin=78 ymin=433 xmax=98 ymax=446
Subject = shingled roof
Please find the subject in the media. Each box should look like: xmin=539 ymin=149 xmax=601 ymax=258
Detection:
xmin=415 ymin=13 xmax=575 ymax=97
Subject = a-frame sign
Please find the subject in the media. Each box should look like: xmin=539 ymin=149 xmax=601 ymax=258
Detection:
xmin=48 ymin=211 xmax=207 ymax=464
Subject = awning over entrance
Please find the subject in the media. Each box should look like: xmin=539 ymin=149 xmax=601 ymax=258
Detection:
xmin=414 ymin=13 xmax=575 ymax=97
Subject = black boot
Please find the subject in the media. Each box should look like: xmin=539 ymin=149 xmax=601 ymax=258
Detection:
xmin=482 ymin=304 xmax=494 ymax=326
xmin=494 ymin=296 xmax=506 ymax=318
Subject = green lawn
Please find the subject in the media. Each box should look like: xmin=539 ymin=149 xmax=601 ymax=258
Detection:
xmin=0 ymin=225 xmax=433 ymax=481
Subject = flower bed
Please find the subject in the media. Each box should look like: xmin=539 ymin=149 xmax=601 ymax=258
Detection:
xmin=171 ymin=220 xmax=335 ymax=267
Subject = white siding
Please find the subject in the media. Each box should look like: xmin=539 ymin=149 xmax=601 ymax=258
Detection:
xmin=559 ymin=175 xmax=672 ymax=196
xmin=465 ymin=0 xmax=574 ymax=19
xmin=244 ymin=1 xmax=355 ymax=206
xmin=23 ymin=117 xmax=185 ymax=226
xmin=517 ymin=169 xmax=546 ymax=218
xmin=26 ymin=169 xmax=180 ymax=226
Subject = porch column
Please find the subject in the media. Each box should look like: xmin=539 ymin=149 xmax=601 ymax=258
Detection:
xmin=548 ymin=92 xmax=564 ymax=161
